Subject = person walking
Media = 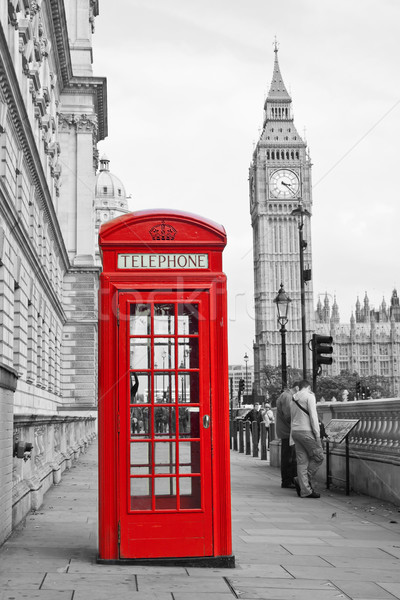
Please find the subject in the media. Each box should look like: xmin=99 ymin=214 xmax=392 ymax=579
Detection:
xmin=260 ymin=402 xmax=274 ymax=447
xmin=290 ymin=380 xmax=324 ymax=498
xmin=276 ymin=382 xmax=300 ymax=488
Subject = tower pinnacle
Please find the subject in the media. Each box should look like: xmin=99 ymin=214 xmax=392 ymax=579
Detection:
xmin=266 ymin=41 xmax=291 ymax=102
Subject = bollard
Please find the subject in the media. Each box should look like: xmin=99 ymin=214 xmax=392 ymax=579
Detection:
xmin=245 ymin=421 xmax=251 ymax=455
xmin=233 ymin=419 xmax=238 ymax=451
xmin=239 ymin=420 xmax=244 ymax=453
xmin=260 ymin=423 xmax=267 ymax=460
xmin=269 ymin=422 xmax=275 ymax=448
xmin=252 ymin=421 xmax=259 ymax=457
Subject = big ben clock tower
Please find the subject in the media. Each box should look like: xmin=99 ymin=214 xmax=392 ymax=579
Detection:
xmin=250 ymin=43 xmax=315 ymax=394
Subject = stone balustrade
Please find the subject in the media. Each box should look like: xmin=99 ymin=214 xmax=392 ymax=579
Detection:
xmin=317 ymin=399 xmax=400 ymax=456
xmin=316 ymin=399 xmax=400 ymax=504
xmin=12 ymin=413 xmax=97 ymax=528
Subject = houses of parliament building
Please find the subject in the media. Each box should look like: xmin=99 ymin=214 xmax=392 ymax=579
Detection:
xmin=250 ymin=44 xmax=400 ymax=397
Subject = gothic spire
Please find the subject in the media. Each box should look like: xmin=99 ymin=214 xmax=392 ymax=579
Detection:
xmin=266 ymin=40 xmax=291 ymax=101
xmin=263 ymin=41 xmax=293 ymax=123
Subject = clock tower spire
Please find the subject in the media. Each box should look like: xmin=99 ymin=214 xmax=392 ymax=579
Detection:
xmin=249 ymin=44 xmax=315 ymax=394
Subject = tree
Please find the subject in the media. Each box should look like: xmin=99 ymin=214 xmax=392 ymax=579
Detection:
xmin=314 ymin=370 xmax=394 ymax=401
xmin=262 ymin=364 xmax=303 ymax=406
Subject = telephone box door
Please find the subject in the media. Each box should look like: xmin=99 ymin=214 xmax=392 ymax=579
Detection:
xmin=118 ymin=290 xmax=213 ymax=559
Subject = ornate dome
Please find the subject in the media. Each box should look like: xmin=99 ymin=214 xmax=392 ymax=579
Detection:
xmin=95 ymin=154 xmax=128 ymax=210
xmin=94 ymin=154 xmax=130 ymax=264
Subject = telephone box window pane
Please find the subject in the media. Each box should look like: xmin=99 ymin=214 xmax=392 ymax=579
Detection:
xmin=154 ymin=304 xmax=175 ymax=335
xmin=178 ymin=406 xmax=190 ymax=435
xmin=130 ymin=340 xmax=150 ymax=369
xmin=154 ymin=339 xmax=175 ymax=370
xmin=178 ymin=338 xmax=199 ymax=369
xmin=178 ymin=304 xmax=199 ymax=335
xmin=131 ymin=407 xmax=151 ymax=438
xmin=154 ymin=406 xmax=176 ymax=435
xmin=179 ymin=441 xmax=200 ymax=473
xmin=130 ymin=478 xmax=152 ymax=511
xmin=181 ymin=407 xmax=200 ymax=438
xmin=155 ymin=477 xmax=177 ymax=510
xmin=178 ymin=373 xmax=199 ymax=404
xmin=154 ymin=442 xmax=176 ymax=473
xmin=130 ymin=442 xmax=152 ymax=473
xmin=130 ymin=304 xmax=151 ymax=335
xmin=179 ymin=477 xmax=201 ymax=509
xmin=130 ymin=372 xmax=150 ymax=404
xmin=154 ymin=373 xmax=175 ymax=403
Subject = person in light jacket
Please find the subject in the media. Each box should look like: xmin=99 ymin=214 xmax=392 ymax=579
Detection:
xmin=290 ymin=380 xmax=324 ymax=498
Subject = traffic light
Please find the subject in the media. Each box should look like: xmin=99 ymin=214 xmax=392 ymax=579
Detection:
xmin=238 ymin=379 xmax=245 ymax=394
xmin=356 ymin=381 xmax=361 ymax=399
xmin=312 ymin=334 xmax=333 ymax=385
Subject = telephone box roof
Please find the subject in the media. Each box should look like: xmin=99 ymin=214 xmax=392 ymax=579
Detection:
xmin=99 ymin=208 xmax=227 ymax=247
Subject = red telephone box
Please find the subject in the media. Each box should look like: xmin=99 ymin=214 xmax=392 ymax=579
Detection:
xmin=98 ymin=209 xmax=234 ymax=566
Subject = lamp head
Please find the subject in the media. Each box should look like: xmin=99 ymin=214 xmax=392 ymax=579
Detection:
xmin=273 ymin=283 xmax=292 ymax=325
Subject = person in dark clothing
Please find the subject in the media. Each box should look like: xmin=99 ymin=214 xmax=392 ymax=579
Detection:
xmin=244 ymin=402 xmax=263 ymax=443
xmin=276 ymin=382 xmax=300 ymax=488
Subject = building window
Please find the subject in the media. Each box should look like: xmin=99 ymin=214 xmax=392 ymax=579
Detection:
xmin=380 ymin=344 xmax=389 ymax=356
xmin=339 ymin=361 xmax=349 ymax=372
xmin=380 ymin=361 xmax=390 ymax=376
xmin=118 ymin=189 xmax=121 ymax=196
xmin=103 ymin=186 xmax=108 ymax=193
xmin=360 ymin=345 xmax=369 ymax=356
xmin=360 ymin=361 xmax=369 ymax=376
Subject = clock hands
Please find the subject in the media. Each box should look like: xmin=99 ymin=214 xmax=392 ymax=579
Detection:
xmin=281 ymin=181 xmax=297 ymax=196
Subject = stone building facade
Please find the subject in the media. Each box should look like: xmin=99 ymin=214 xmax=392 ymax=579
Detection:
xmin=0 ymin=1 xmax=104 ymax=545
xmin=315 ymin=291 xmax=400 ymax=396
xmin=250 ymin=45 xmax=315 ymax=394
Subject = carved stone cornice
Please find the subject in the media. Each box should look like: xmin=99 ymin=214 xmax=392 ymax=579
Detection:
xmin=62 ymin=77 xmax=108 ymax=141
xmin=0 ymin=21 xmax=70 ymax=272
xmin=48 ymin=0 xmax=73 ymax=87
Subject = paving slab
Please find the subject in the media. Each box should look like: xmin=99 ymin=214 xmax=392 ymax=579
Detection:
xmin=332 ymin=580 xmax=399 ymax=599
xmin=0 ymin=573 xmax=44 ymax=590
xmin=377 ymin=582 xmax=400 ymax=599
xmin=73 ymin=593 xmax=172 ymax=600
xmin=0 ymin=593 xmax=73 ymax=600
xmin=322 ymin=556 xmax=400 ymax=570
xmin=282 ymin=545 xmax=398 ymax=558
xmin=136 ymin=575 xmax=232 ymax=593
xmin=286 ymin=566 xmax=400 ymax=583
xmin=242 ymin=528 xmax=341 ymax=537
xmin=41 ymin=573 xmax=137 ymax=591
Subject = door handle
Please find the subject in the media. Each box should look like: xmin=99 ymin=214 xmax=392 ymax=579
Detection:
xmin=203 ymin=415 xmax=210 ymax=429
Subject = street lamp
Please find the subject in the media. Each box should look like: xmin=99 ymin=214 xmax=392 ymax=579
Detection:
xmin=244 ymin=352 xmax=249 ymax=397
xmin=274 ymin=283 xmax=292 ymax=391
xmin=291 ymin=201 xmax=311 ymax=380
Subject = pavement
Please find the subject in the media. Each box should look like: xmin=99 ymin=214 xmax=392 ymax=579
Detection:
xmin=1 ymin=442 xmax=400 ymax=600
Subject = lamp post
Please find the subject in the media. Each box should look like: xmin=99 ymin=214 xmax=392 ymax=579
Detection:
xmin=290 ymin=201 xmax=311 ymax=380
xmin=244 ymin=353 xmax=249 ymax=398
xmin=274 ymin=283 xmax=292 ymax=392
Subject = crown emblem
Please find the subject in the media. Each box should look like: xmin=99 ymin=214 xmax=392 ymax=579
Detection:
xmin=149 ymin=220 xmax=177 ymax=240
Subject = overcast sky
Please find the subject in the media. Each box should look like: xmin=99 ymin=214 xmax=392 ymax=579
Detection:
xmin=92 ymin=0 xmax=400 ymax=365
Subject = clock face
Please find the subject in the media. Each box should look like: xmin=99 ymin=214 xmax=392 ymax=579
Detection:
xmin=269 ymin=169 xmax=300 ymax=199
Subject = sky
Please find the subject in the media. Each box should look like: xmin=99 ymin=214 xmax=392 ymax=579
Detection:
xmin=92 ymin=0 xmax=400 ymax=365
